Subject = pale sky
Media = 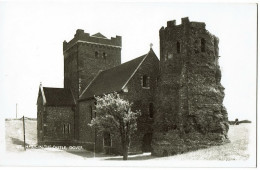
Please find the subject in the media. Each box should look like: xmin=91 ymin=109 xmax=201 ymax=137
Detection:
xmin=0 ymin=1 xmax=257 ymax=121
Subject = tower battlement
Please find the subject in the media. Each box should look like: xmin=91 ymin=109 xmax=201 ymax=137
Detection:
xmin=63 ymin=29 xmax=122 ymax=52
xmin=162 ymin=17 xmax=206 ymax=30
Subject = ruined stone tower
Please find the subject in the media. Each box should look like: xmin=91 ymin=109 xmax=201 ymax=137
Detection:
xmin=152 ymin=17 xmax=229 ymax=156
xmin=63 ymin=29 xmax=122 ymax=99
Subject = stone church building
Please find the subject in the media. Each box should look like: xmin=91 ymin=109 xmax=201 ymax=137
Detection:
xmin=37 ymin=17 xmax=229 ymax=156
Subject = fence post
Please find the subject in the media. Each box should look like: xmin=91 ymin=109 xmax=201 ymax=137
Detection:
xmin=23 ymin=116 xmax=26 ymax=151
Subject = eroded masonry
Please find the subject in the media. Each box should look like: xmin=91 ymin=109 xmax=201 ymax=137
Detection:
xmin=152 ymin=17 xmax=229 ymax=156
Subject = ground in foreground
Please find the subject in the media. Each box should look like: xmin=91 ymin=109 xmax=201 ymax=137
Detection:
xmin=1 ymin=119 xmax=255 ymax=167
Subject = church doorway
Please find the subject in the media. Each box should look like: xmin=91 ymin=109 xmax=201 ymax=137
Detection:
xmin=142 ymin=133 xmax=152 ymax=152
xmin=103 ymin=132 xmax=112 ymax=154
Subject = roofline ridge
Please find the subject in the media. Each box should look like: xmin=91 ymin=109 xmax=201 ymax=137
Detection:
xmin=92 ymin=32 xmax=107 ymax=38
xmin=69 ymin=88 xmax=77 ymax=105
xmin=100 ymin=53 xmax=147 ymax=74
xmin=121 ymin=50 xmax=150 ymax=90
xmin=79 ymin=70 xmax=103 ymax=99
xmin=42 ymin=87 xmax=64 ymax=89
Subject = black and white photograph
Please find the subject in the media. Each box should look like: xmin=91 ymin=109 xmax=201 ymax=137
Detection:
xmin=0 ymin=0 xmax=257 ymax=168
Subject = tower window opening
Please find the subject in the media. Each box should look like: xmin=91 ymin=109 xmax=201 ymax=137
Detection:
xmin=95 ymin=51 xmax=99 ymax=58
xmin=177 ymin=41 xmax=181 ymax=53
xmin=103 ymin=52 xmax=107 ymax=60
xmin=201 ymin=38 xmax=206 ymax=52
xmin=149 ymin=103 xmax=154 ymax=118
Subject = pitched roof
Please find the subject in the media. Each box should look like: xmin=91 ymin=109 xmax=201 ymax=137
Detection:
xmin=91 ymin=32 xmax=107 ymax=39
xmin=79 ymin=49 xmax=157 ymax=101
xmin=39 ymin=87 xmax=75 ymax=106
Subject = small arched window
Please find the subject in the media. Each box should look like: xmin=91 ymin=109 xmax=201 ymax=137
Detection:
xmin=149 ymin=103 xmax=154 ymax=118
xmin=95 ymin=51 xmax=99 ymax=58
xmin=103 ymin=52 xmax=107 ymax=60
xmin=62 ymin=124 xmax=66 ymax=134
xmin=90 ymin=106 xmax=93 ymax=120
xmin=201 ymin=38 xmax=206 ymax=52
xmin=93 ymin=102 xmax=97 ymax=118
xmin=141 ymin=75 xmax=150 ymax=88
xmin=177 ymin=41 xmax=181 ymax=53
xmin=67 ymin=123 xmax=71 ymax=134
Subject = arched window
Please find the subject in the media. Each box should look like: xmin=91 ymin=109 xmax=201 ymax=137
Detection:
xmin=62 ymin=124 xmax=66 ymax=134
xmin=141 ymin=75 xmax=150 ymax=88
xmin=93 ymin=102 xmax=97 ymax=118
xmin=103 ymin=52 xmax=107 ymax=60
xmin=177 ymin=41 xmax=181 ymax=53
xmin=67 ymin=124 xmax=71 ymax=134
xmin=201 ymin=38 xmax=206 ymax=52
xmin=89 ymin=106 xmax=93 ymax=120
xmin=103 ymin=132 xmax=111 ymax=147
xmin=95 ymin=51 xmax=99 ymax=58
xmin=149 ymin=103 xmax=154 ymax=118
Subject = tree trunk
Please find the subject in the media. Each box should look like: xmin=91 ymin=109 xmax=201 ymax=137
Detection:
xmin=123 ymin=144 xmax=128 ymax=160
xmin=121 ymin=133 xmax=129 ymax=160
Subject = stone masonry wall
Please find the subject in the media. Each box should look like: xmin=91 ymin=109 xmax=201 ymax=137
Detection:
xmin=63 ymin=29 xmax=122 ymax=100
xmin=78 ymin=100 xmax=104 ymax=152
xmin=39 ymin=106 xmax=75 ymax=144
xmin=121 ymin=50 xmax=159 ymax=153
xmin=77 ymin=50 xmax=159 ymax=154
xmin=152 ymin=18 xmax=229 ymax=156
xmin=64 ymin=45 xmax=78 ymax=99
xmin=77 ymin=42 xmax=121 ymax=94
xmin=64 ymin=29 xmax=122 ymax=141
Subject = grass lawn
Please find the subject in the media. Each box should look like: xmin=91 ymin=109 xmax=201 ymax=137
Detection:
xmin=2 ymin=119 xmax=255 ymax=167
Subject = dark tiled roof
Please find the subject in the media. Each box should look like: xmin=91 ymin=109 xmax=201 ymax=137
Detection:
xmin=79 ymin=50 xmax=155 ymax=100
xmin=43 ymin=87 xmax=75 ymax=106
xmin=91 ymin=32 xmax=107 ymax=39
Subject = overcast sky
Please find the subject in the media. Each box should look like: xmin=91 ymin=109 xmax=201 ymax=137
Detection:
xmin=0 ymin=1 xmax=257 ymax=121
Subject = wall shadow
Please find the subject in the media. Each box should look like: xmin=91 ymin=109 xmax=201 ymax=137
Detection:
xmin=10 ymin=137 xmax=28 ymax=146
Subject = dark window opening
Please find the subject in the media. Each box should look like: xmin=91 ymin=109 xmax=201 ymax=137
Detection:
xmin=103 ymin=52 xmax=107 ymax=60
xmin=94 ymin=102 xmax=97 ymax=118
xmin=156 ymin=77 xmax=159 ymax=87
xmin=103 ymin=132 xmax=111 ymax=147
xmin=62 ymin=124 xmax=66 ymax=134
xmin=149 ymin=103 xmax=154 ymax=118
xmin=142 ymin=75 xmax=149 ymax=88
xmin=67 ymin=124 xmax=71 ymax=134
xmin=142 ymin=133 xmax=152 ymax=152
xmin=90 ymin=106 xmax=93 ymax=120
xmin=95 ymin=51 xmax=99 ymax=58
xmin=177 ymin=41 xmax=181 ymax=53
xmin=201 ymin=38 xmax=206 ymax=52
